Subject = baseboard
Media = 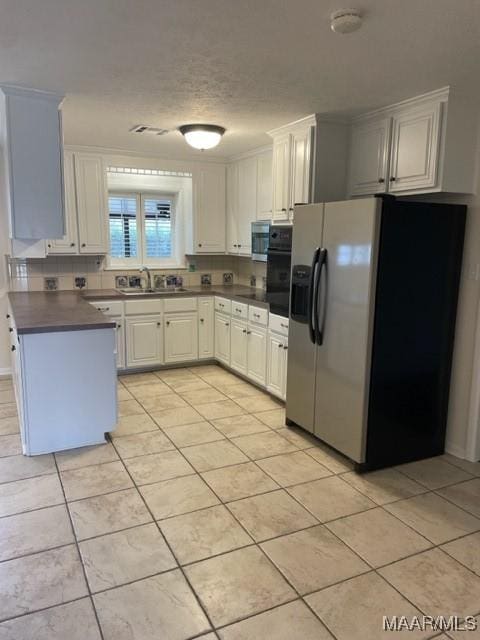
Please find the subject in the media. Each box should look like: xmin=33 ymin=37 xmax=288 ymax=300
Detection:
xmin=0 ymin=367 xmax=12 ymax=379
xmin=444 ymin=440 xmax=466 ymax=460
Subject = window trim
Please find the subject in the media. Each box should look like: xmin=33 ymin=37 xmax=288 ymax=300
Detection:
xmin=107 ymin=190 xmax=184 ymax=269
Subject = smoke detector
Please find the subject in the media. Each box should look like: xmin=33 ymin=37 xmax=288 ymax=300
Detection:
xmin=330 ymin=8 xmax=362 ymax=34
xmin=129 ymin=124 xmax=169 ymax=136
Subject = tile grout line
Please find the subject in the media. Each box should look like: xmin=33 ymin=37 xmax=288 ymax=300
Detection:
xmin=52 ymin=454 xmax=107 ymax=640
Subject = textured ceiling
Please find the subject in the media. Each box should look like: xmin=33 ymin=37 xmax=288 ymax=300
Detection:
xmin=1 ymin=0 xmax=480 ymax=159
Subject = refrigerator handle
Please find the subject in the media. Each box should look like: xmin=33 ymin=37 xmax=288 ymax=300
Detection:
xmin=308 ymin=248 xmax=320 ymax=344
xmin=316 ymin=249 xmax=328 ymax=346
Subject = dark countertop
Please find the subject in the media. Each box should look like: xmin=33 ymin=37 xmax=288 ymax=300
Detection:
xmin=8 ymin=292 xmax=116 ymax=335
xmin=8 ymin=286 xmax=270 ymax=335
xmin=83 ymin=285 xmax=270 ymax=309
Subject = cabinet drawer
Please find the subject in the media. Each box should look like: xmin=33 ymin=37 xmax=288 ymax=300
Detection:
xmin=231 ymin=301 xmax=248 ymax=319
xmin=89 ymin=300 xmax=124 ymax=317
xmin=163 ymin=297 xmax=197 ymax=313
xmin=269 ymin=313 xmax=289 ymax=336
xmin=215 ymin=297 xmax=231 ymax=314
xmin=124 ymin=299 xmax=163 ymax=315
xmin=248 ymin=305 xmax=268 ymax=326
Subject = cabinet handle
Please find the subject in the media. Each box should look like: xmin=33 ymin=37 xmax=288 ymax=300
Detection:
xmin=70 ymin=242 xmax=75 ymax=247
xmin=238 ymin=244 xmax=242 ymax=248
xmin=280 ymin=323 xmax=288 ymax=329
xmin=97 ymin=307 xmax=110 ymax=312
xmin=8 ymin=327 xmax=13 ymax=333
xmin=233 ymin=244 xmax=237 ymax=248
xmin=378 ymin=178 xmax=385 ymax=184
xmin=225 ymin=322 xmax=229 ymax=327
xmin=283 ymin=345 xmax=288 ymax=350
xmin=247 ymin=330 xmax=251 ymax=335
xmin=47 ymin=243 xmax=52 ymax=248
xmin=117 ymin=323 xmax=121 ymax=329
xmin=253 ymin=313 xmax=260 ymax=318
xmin=389 ymin=176 xmax=396 ymax=182
xmin=289 ymin=207 xmax=294 ymax=212
xmin=200 ymin=318 xmax=204 ymax=323
xmin=165 ymin=321 xmax=169 ymax=326
xmin=242 ymin=328 xmax=247 ymax=333
xmin=6 ymin=314 xmax=10 ymax=319
xmin=198 ymin=243 xmax=202 ymax=247
xmin=11 ymin=345 xmax=15 ymax=352
xmin=81 ymin=243 xmax=86 ymax=247
xmin=278 ymin=343 xmax=284 ymax=348
xmin=281 ymin=208 xmax=287 ymax=212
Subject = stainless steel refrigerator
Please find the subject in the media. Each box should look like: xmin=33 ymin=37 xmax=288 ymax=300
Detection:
xmin=286 ymin=196 xmax=466 ymax=471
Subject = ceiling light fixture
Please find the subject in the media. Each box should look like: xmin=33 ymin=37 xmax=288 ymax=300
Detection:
xmin=330 ymin=8 xmax=362 ymax=34
xmin=179 ymin=124 xmax=226 ymax=150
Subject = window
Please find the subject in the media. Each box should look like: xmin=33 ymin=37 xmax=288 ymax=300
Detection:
xmin=108 ymin=192 xmax=177 ymax=267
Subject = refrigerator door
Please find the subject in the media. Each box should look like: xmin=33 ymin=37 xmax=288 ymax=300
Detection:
xmin=313 ymin=198 xmax=381 ymax=462
xmin=286 ymin=204 xmax=324 ymax=432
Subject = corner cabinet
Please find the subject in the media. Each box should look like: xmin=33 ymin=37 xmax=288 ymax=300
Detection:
xmin=347 ymin=88 xmax=478 ymax=197
xmin=191 ymin=164 xmax=226 ymax=253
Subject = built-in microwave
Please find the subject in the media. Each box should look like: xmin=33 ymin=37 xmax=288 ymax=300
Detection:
xmin=251 ymin=221 xmax=270 ymax=262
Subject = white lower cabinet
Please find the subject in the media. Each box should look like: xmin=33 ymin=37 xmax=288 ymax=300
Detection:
xmin=230 ymin=319 xmax=248 ymax=375
xmin=267 ymin=331 xmax=288 ymax=400
xmin=215 ymin=312 xmax=231 ymax=365
xmin=126 ymin=315 xmax=163 ymax=368
xmin=247 ymin=324 xmax=267 ymax=386
xmin=164 ymin=312 xmax=198 ymax=364
xmin=114 ymin=317 xmax=125 ymax=369
xmin=198 ymin=297 xmax=214 ymax=359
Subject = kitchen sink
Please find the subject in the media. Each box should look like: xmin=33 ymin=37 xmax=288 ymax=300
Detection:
xmin=119 ymin=288 xmax=190 ymax=296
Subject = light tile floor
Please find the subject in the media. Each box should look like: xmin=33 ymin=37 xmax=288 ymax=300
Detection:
xmin=0 ymin=365 xmax=479 ymax=639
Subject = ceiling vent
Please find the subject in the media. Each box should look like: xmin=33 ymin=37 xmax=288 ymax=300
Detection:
xmin=129 ymin=124 xmax=169 ymax=136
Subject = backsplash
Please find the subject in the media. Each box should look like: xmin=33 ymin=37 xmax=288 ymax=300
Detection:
xmin=8 ymin=255 xmax=266 ymax=292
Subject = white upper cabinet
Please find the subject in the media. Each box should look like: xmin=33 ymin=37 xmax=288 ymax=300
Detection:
xmin=236 ymin=156 xmax=257 ymax=254
xmin=0 ymin=85 xmax=65 ymax=253
xmin=290 ymin=127 xmax=312 ymax=211
xmin=227 ymin=148 xmax=273 ymax=256
xmin=269 ymin=116 xmax=315 ymax=222
xmin=256 ymin=150 xmax=273 ymax=220
xmin=192 ymin=164 xmax=226 ymax=253
xmin=272 ymin=134 xmax=291 ymax=221
xmin=348 ymin=118 xmax=391 ymax=196
xmin=347 ymin=88 xmax=477 ymax=197
xmin=75 ymin=154 xmax=108 ymax=254
xmin=388 ymin=103 xmax=441 ymax=193
xmin=47 ymin=151 xmax=78 ymax=254
xmin=226 ymin=163 xmax=238 ymax=254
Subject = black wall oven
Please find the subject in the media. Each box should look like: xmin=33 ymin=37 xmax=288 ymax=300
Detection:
xmin=266 ymin=225 xmax=293 ymax=317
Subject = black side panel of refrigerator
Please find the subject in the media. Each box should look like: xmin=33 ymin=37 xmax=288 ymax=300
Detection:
xmin=364 ymin=198 xmax=466 ymax=470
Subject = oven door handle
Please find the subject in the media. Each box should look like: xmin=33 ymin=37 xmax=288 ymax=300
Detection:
xmin=308 ymin=248 xmax=320 ymax=344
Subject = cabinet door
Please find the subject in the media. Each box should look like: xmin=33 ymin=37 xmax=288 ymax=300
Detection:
xmin=290 ymin=127 xmax=312 ymax=217
xmin=230 ymin=319 xmax=248 ymax=375
xmin=114 ymin=317 xmax=125 ymax=370
xmin=198 ymin=297 xmax=214 ymax=359
xmin=247 ymin=325 xmax=267 ymax=385
xmin=214 ymin=312 xmax=231 ymax=365
xmin=348 ymin=118 xmax=391 ymax=196
xmin=256 ymin=151 xmax=273 ymax=220
xmin=3 ymin=88 xmax=64 ymax=240
xmin=75 ymin=153 xmax=108 ymax=254
xmin=266 ymin=331 xmax=286 ymax=398
xmin=194 ymin=165 xmax=226 ymax=253
xmin=388 ymin=103 xmax=442 ymax=193
xmin=237 ymin=156 xmax=257 ymax=254
xmin=226 ymin=163 xmax=239 ymax=254
xmin=48 ymin=151 xmax=79 ymax=254
xmin=281 ymin=338 xmax=288 ymax=400
xmin=126 ymin=315 xmax=163 ymax=368
xmin=164 ymin=312 xmax=198 ymax=364
xmin=272 ymin=134 xmax=291 ymax=221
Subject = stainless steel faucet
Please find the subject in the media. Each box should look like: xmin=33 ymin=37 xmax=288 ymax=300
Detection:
xmin=139 ymin=266 xmax=152 ymax=291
